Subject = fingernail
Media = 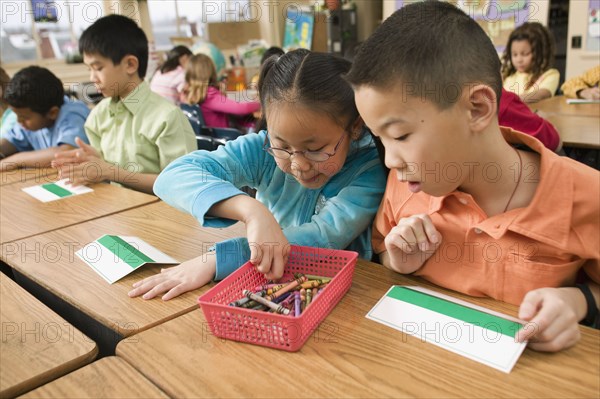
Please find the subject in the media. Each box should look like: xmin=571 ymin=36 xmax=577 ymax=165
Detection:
xmin=431 ymin=233 xmax=439 ymax=243
xmin=419 ymin=242 xmax=427 ymax=252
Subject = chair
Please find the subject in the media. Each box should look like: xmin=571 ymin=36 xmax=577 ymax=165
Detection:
xmin=196 ymin=135 xmax=217 ymax=151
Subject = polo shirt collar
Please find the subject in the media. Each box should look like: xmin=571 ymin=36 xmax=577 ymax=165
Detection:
xmin=108 ymin=81 xmax=149 ymax=116
xmin=428 ymin=127 xmax=573 ymax=249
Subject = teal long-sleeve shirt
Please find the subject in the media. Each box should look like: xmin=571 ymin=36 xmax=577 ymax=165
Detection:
xmin=153 ymin=130 xmax=386 ymax=280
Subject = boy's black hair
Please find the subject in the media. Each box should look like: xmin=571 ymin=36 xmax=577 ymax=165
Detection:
xmin=346 ymin=1 xmax=502 ymax=109
xmin=4 ymin=66 xmax=64 ymax=114
xmin=79 ymin=14 xmax=149 ymax=78
xmin=258 ymin=49 xmax=359 ymax=131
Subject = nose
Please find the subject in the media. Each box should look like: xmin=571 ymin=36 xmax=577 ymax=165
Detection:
xmin=289 ymin=153 xmax=312 ymax=173
xmin=384 ymin=148 xmax=403 ymax=170
xmin=89 ymin=70 xmax=98 ymax=83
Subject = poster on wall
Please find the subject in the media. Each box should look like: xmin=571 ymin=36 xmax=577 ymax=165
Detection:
xmin=31 ymin=0 xmax=58 ymax=22
xmin=283 ymin=7 xmax=315 ymax=51
xmin=588 ymin=0 xmax=600 ymax=51
xmin=394 ymin=0 xmax=533 ymax=52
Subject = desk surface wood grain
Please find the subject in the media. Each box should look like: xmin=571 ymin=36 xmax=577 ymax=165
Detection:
xmin=0 ymin=168 xmax=58 ymax=187
xmin=529 ymin=96 xmax=600 ymax=118
xmin=546 ymin=114 xmax=600 ymax=149
xmin=117 ymin=259 xmax=600 ymax=398
xmin=20 ymin=357 xmax=168 ymax=398
xmin=0 ymin=181 xmax=158 ymax=244
xmin=1 ymin=201 xmax=246 ymax=337
xmin=0 ymin=274 xmax=97 ymax=398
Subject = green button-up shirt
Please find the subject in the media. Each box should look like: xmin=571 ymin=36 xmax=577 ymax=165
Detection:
xmin=85 ymin=81 xmax=196 ymax=174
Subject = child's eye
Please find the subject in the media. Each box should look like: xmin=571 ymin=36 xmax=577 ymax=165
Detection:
xmin=394 ymin=134 xmax=410 ymax=142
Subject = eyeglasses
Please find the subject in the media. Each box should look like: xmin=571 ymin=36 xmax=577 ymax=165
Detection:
xmin=263 ymin=132 xmax=346 ymax=162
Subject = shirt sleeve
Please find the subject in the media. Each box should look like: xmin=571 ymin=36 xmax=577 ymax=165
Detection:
xmin=203 ymin=91 xmax=261 ymax=116
xmin=561 ymin=66 xmax=600 ymax=98
xmin=3 ymin=124 xmax=33 ymax=152
xmin=372 ymin=170 xmax=409 ymax=255
xmin=536 ymin=69 xmax=560 ymax=97
xmin=84 ymin=107 xmax=103 ymax=156
xmin=54 ymin=109 xmax=89 ymax=147
xmin=155 ymin=107 xmax=198 ymax=170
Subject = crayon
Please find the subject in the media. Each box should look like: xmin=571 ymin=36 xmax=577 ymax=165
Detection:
xmin=294 ymin=291 xmax=301 ymax=317
xmin=266 ymin=276 xmax=307 ymax=301
xmin=243 ymin=290 xmax=290 ymax=315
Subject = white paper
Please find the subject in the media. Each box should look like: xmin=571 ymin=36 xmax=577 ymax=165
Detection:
xmin=22 ymin=179 xmax=93 ymax=202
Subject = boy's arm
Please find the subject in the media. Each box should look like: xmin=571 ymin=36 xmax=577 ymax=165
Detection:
xmin=0 ymin=138 xmax=18 ymax=159
xmin=1 ymin=144 xmax=74 ymax=171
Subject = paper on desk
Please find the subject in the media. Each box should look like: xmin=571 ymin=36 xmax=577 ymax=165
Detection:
xmin=566 ymin=98 xmax=600 ymax=104
xmin=22 ymin=178 xmax=93 ymax=202
xmin=366 ymin=286 xmax=527 ymax=373
xmin=76 ymin=235 xmax=178 ymax=284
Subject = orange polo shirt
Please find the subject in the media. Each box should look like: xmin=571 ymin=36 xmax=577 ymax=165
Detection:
xmin=372 ymin=127 xmax=600 ymax=305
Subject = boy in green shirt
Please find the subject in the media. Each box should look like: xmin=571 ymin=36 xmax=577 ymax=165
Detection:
xmin=53 ymin=14 xmax=196 ymax=194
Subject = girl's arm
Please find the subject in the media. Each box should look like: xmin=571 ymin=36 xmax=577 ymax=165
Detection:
xmin=204 ymin=90 xmax=261 ymax=116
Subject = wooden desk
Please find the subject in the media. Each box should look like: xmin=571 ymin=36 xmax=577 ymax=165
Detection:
xmin=0 ymin=274 xmax=97 ymax=398
xmin=0 ymin=181 xmax=157 ymax=244
xmin=1 ymin=201 xmax=246 ymax=339
xmin=530 ymin=96 xmax=600 ymax=118
xmin=21 ymin=357 xmax=167 ymax=398
xmin=117 ymin=259 xmax=600 ymax=398
xmin=0 ymin=168 xmax=58 ymax=187
xmin=546 ymin=114 xmax=600 ymax=149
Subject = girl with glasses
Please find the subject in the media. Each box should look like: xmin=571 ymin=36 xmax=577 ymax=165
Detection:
xmin=129 ymin=49 xmax=386 ymax=301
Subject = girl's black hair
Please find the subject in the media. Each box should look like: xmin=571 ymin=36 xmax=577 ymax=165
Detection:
xmin=161 ymin=45 xmax=193 ymax=74
xmin=257 ymin=49 xmax=359 ymax=132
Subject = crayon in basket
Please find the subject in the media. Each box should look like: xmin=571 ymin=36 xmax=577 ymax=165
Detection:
xmin=243 ymin=290 xmax=290 ymax=315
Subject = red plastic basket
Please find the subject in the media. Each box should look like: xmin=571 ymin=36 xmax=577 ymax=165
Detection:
xmin=198 ymin=245 xmax=357 ymax=351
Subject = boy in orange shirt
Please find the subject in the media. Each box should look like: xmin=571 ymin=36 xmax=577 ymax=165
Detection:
xmin=347 ymin=2 xmax=599 ymax=351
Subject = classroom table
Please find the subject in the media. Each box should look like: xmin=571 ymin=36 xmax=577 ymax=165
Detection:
xmin=0 ymin=180 xmax=158 ymax=244
xmin=1 ymin=201 xmax=246 ymax=346
xmin=116 ymin=259 xmax=600 ymax=398
xmin=546 ymin=114 xmax=600 ymax=149
xmin=529 ymin=95 xmax=600 ymax=118
xmin=0 ymin=167 xmax=58 ymax=187
xmin=20 ymin=357 xmax=168 ymax=398
xmin=0 ymin=274 xmax=97 ymax=398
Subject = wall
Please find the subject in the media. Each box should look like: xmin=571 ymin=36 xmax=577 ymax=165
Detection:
xmin=565 ymin=0 xmax=598 ymax=79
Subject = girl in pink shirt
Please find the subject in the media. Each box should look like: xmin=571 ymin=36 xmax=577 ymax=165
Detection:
xmin=150 ymin=45 xmax=192 ymax=105
xmin=184 ymin=54 xmax=260 ymax=129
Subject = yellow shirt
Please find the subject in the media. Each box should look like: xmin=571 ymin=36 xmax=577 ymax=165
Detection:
xmin=560 ymin=66 xmax=600 ymax=98
xmin=372 ymin=127 xmax=600 ymax=305
xmin=503 ymin=69 xmax=560 ymax=98
xmin=85 ymin=81 xmax=196 ymax=174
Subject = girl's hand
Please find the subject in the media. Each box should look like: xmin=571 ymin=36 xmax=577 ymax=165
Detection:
xmin=52 ymin=137 xmax=110 ymax=186
xmin=245 ymin=207 xmax=289 ymax=281
xmin=383 ymin=214 xmax=442 ymax=274
xmin=516 ymin=287 xmax=582 ymax=352
xmin=128 ymin=254 xmax=216 ymax=300
xmin=579 ymin=87 xmax=600 ymax=100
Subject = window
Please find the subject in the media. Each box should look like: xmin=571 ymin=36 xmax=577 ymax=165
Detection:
xmin=147 ymin=0 xmax=250 ymax=51
xmin=1 ymin=0 xmax=102 ymax=63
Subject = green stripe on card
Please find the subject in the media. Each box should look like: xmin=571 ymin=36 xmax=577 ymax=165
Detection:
xmin=388 ymin=287 xmax=520 ymax=338
xmin=98 ymin=235 xmax=154 ymax=268
xmin=42 ymin=183 xmax=72 ymax=198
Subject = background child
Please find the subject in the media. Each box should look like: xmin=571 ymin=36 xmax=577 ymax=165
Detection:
xmin=1 ymin=66 xmax=89 ymax=171
xmin=561 ymin=65 xmax=600 ymax=100
xmin=348 ymin=2 xmax=599 ymax=351
xmin=52 ymin=14 xmax=196 ymax=194
xmin=501 ymin=22 xmax=560 ymax=103
xmin=0 ymin=67 xmax=17 ymax=137
xmin=184 ymin=54 xmax=260 ymax=129
xmin=129 ymin=49 xmax=386 ymax=301
xmin=150 ymin=45 xmax=192 ymax=105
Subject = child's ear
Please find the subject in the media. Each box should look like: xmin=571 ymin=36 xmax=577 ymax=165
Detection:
xmin=123 ymin=55 xmax=140 ymax=76
xmin=466 ymin=85 xmax=496 ymax=133
xmin=351 ymin=116 xmax=364 ymax=140
xmin=46 ymin=106 xmax=60 ymax=121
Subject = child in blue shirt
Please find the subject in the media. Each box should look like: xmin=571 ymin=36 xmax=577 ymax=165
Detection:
xmin=129 ymin=49 xmax=387 ymax=300
xmin=0 ymin=66 xmax=89 ymax=171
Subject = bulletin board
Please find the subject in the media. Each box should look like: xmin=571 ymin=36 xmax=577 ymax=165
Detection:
xmin=394 ymin=0 xmax=534 ymax=52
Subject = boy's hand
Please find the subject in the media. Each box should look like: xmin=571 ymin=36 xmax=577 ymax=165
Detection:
xmin=516 ymin=287 xmax=582 ymax=352
xmin=52 ymin=137 xmax=110 ymax=186
xmin=129 ymin=254 xmax=216 ymax=300
xmin=383 ymin=214 xmax=442 ymax=274
xmin=245 ymin=208 xmax=289 ymax=281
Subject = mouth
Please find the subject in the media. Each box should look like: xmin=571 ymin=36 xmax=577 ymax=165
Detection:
xmin=296 ymin=174 xmax=320 ymax=184
xmin=400 ymin=179 xmax=423 ymax=193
